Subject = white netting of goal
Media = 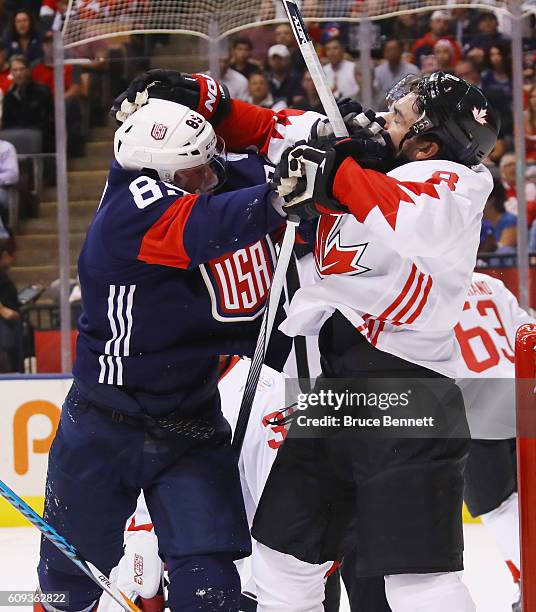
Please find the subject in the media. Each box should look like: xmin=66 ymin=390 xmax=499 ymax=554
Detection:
xmin=62 ymin=0 xmax=536 ymax=48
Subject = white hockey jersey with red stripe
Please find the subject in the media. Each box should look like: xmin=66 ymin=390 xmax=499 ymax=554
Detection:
xmin=455 ymin=271 xmax=534 ymax=438
xmin=216 ymin=100 xmax=494 ymax=377
xmin=280 ymin=159 xmax=494 ymax=377
xmin=455 ymin=271 xmax=534 ymax=378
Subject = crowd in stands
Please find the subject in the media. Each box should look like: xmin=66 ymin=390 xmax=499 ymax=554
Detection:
xmin=0 ymin=2 xmax=535 ymax=373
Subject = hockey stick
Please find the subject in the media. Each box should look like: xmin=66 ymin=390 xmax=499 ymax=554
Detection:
xmin=0 ymin=480 xmax=141 ymax=612
xmin=281 ymin=0 xmax=349 ymax=139
xmin=232 ymin=2 xmax=349 ymax=455
xmin=232 ymin=214 xmax=299 ymax=455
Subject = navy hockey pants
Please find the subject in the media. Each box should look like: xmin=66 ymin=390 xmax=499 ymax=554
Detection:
xmin=38 ymin=383 xmax=250 ymax=611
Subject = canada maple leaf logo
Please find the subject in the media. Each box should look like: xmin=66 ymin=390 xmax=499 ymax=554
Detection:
xmin=472 ymin=107 xmax=488 ymax=125
xmin=314 ymin=215 xmax=370 ymax=277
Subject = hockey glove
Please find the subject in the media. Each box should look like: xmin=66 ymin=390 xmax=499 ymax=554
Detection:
xmin=311 ymin=98 xmax=387 ymax=145
xmin=112 ymin=70 xmax=232 ymax=125
xmin=273 ymin=138 xmax=392 ymax=220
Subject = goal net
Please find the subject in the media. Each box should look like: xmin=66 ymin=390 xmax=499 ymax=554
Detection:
xmin=62 ymin=0 xmax=536 ymax=47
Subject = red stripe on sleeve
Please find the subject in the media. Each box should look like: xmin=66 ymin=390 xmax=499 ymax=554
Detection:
xmin=405 ymin=275 xmax=433 ymax=324
xmin=392 ymin=272 xmax=425 ymax=324
xmin=137 ymin=194 xmax=199 ymax=268
xmin=377 ymin=264 xmax=417 ymax=321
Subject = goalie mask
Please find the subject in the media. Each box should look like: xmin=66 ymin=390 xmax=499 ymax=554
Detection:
xmin=385 ymin=71 xmax=500 ymax=166
xmin=114 ymin=98 xmax=226 ymax=193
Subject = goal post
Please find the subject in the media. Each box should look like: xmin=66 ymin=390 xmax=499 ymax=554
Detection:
xmin=515 ymin=323 xmax=536 ymax=611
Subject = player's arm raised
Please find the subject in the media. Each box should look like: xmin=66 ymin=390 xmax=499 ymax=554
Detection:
xmin=112 ymin=70 xmax=324 ymax=163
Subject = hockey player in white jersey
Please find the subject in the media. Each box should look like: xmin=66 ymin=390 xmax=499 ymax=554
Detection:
xmin=248 ymin=72 xmax=500 ymax=612
xmin=341 ymin=270 xmax=534 ymax=612
xmin=456 ymin=272 xmax=534 ymax=612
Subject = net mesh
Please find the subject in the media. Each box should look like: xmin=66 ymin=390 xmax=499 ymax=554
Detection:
xmin=63 ymin=0 xmax=536 ymax=47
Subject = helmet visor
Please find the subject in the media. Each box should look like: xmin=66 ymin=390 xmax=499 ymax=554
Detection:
xmin=385 ymin=74 xmax=423 ymax=110
xmin=173 ymin=136 xmax=226 ymax=194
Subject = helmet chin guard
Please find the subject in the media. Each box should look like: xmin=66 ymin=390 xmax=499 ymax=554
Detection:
xmin=114 ymin=98 xmax=226 ymax=187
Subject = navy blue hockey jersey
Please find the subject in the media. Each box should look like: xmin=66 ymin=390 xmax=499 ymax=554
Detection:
xmin=73 ymin=154 xmax=284 ymax=395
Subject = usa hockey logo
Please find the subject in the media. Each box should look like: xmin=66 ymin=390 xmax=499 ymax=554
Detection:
xmin=151 ymin=123 xmax=168 ymax=140
xmin=200 ymin=237 xmax=276 ymax=322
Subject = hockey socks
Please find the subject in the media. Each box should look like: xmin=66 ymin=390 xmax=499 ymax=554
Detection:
xmin=480 ymin=491 xmax=520 ymax=583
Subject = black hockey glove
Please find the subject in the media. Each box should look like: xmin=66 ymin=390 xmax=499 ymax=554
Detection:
xmin=311 ymin=98 xmax=387 ymax=144
xmin=111 ymin=70 xmax=232 ymax=125
xmin=272 ymin=137 xmax=392 ymax=220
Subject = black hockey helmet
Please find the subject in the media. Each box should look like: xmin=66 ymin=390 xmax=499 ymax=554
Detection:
xmin=385 ymin=71 xmax=500 ymax=166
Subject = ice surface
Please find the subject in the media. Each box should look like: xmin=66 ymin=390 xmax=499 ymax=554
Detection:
xmin=0 ymin=525 xmax=517 ymax=611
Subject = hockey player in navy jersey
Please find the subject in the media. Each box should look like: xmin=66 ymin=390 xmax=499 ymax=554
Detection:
xmin=116 ymin=70 xmax=500 ymax=611
xmin=35 ymin=96 xmax=306 ymax=612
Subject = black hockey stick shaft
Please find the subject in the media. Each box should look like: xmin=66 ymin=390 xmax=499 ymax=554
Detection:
xmin=232 ymin=217 xmax=299 ymax=455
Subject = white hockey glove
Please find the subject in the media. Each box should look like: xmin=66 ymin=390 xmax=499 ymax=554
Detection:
xmin=311 ymin=98 xmax=387 ymax=146
xmin=273 ymin=137 xmax=394 ymax=220
xmin=98 ymin=529 xmax=163 ymax=612
xmin=114 ymin=89 xmax=150 ymax=124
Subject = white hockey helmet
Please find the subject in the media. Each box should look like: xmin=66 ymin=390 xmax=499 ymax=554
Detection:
xmin=114 ymin=98 xmax=226 ymax=191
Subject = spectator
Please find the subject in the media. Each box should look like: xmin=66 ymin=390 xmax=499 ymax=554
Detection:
xmin=464 ymin=11 xmax=509 ymax=55
xmin=433 ymin=39 xmax=456 ymax=72
xmin=247 ymin=72 xmax=286 ymax=111
xmin=32 ymin=34 xmax=85 ymax=156
xmin=525 ymin=83 xmax=536 ymax=162
xmin=39 ymin=0 xmax=61 ymax=35
xmin=451 ymin=7 xmax=480 ymax=48
xmin=453 ymin=58 xmax=481 ymax=86
xmin=2 ymin=55 xmax=54 ymax=153
xmin=4 ymin=10 xmax=43 ymax=65
xmin=481 ymin=43 xmax=513 ymax=99
xmin=419 ymin=54 xmax=439 ymax=76
xmin=322 ymin=36 xmax=359 ymax=100
xmin=388 ymin=13 xmax=421 ymax=52
xmin=266 ymin=44 xmax=303 ymax=106
xmin=0 ymin=232 xmax=20 ymax=373
xmin=0 ymin=138 xmax=19 ymax=226
xmin=373 ymin=38 xmax=419 ymax=109
xmin=274 ymin=23 xmax=305 ymax=75
xmin=500 ymin=153 xmax=536 ymax=227
xmin=291 ymin=70 xmax=324 ymax=113
xmin=411 ymin=10 xmax=461 ymax=69
xmin=229 ymin=37 xmax=263 ymax=79
xmin=218 ymin=55 xmax=249 ymax=101
xmin=482 ymin=179 xmax=517 ymax=252
xmin=0 ymin=42 xmax=12 ymax=94
xmin=479 ymin=217 xmax=497 ymax=253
